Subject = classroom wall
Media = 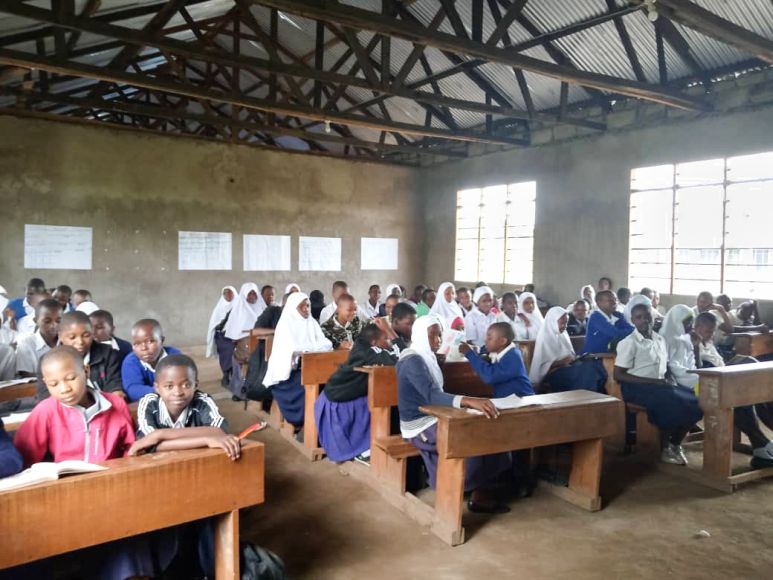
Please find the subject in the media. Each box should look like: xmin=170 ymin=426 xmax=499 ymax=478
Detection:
xmin=419 ymin=101 xmax=773 ymax=320
xmin=0 ymin=115 xmax=421 ymax=346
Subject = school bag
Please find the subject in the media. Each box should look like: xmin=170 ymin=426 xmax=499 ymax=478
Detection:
xmin=240 ymin=543 xmax=287 ymax=580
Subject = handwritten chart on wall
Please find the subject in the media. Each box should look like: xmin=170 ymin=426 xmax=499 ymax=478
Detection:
xmin=361 ymin=237 xmax=398 ymax=270
xmin=244 ymin=235 xmax=291 ymax=271
xmin=24 ymin=224 xmax=93 ymax=270
xmin=178 ymin=231 xmax=232 ymax=270
xmin=299 ymin=236 xmax=341 ymax=271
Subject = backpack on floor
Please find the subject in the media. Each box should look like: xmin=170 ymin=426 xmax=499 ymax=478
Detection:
xmin=241 ymin=543 xmax=287 ymax=580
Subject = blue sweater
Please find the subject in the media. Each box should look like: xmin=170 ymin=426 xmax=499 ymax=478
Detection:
xmin=581 ymin=311 xmax=634 ymax=354
xmin=6 ymin=297 xmax=27 ymax=321
xmin=121 ymin=347 xmax=181 ymax=402
xmin=465 ymin=347 xmax=534 ymax=398
xmin=397 ymin=355 xmax=455 ymax=426
xmin=0 ymin=419 xmax=23 ymax=478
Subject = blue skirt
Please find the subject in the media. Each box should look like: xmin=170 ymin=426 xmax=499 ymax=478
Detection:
xmin=543 ymin=359 xmax=607 ymax=393
xmin=621 ymin=382 xmax=703 ymax=431
xmin=271 ymin=369 xmax=305 ymax=426
xmin=315 ymin=391 xmax=370 ymax=462
xmin=407 ymin=423 xmax=511 ymax=492
xmin=215 ymin=331 xmax=234 ymax=374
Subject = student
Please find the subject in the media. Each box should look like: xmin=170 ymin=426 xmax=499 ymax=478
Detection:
xmin=285 ymin=283 xmax=301 ymax=295
xmin=581 ymin=290 xmax=634 ymax=354
xmin=319 ymin=281 xmax=350 ymax=325
xmin=5 ymin=277 xmax=46 ymax=328
xmin=456 ymin=287 xmax=473 ymax=317
xmin=530 ymin=307 xmax=607 ymax=393
xmin=320 ymin=293 xmax=366 ymax=350
xmin=496 ymin=292 xmax=530 ymax=341
xmin=516 ymin=291 xmax=544 ymax=338
xmin=614 ymin=303 xmax=702 ymax=465
xmin=71 ymin=289 xmax=92 ymax=308
xmin=523 ymin=283 xmax=549 ymax=310
xmin=598 ymin=277 xmax=613 ymax=292
xmin=15 ymin=298 xmax=62 ymax=378
xmin=566 ymin=299 xmax=589 ymax=337
xmin=75 ymin=300 xmax=100 ymax=316
xmin=379 ymin=284 xmax=402 ymax=316
xmin=362 ymin=284 xmax=382 ymax=319
xmin=415 ymin=287 xmax=436 ymax=318
xmin=310 ymin=289 xmax=326 ymax=321
xmin=406 ymin=284 xmax=426 ymax=309
xmin=465 ymin=286 xmax=498 ymax=349
xmin=460 ymin=322 xmax=533 ymax=398
xmin=315 ymin=323 xmax=396 ymax=463
xmin=255 ymin=294 xmax=285 ymax=330
xmin=430 ymin=282 xmax=464 ymax=325
xmin=261 ymin=285 xmax=276 ymax=308
xmin=121 ymin=319 xmax=181 ymax=402
xmin=51 ymin=284 xmax=74 ymax=313
xmin=57 ymin=311 xmax=124 ymax=395
xmin=390 ymin=302 xmax=417 ymax=352
xmin=0 ymin=418 xmax=23 ymax=478
xmin=581 ymin=284 xmax=597 ymax=311
xmin=264 ymin=292 xmax=332 ymax=427
xmin=89 ymin=309 xmax=133 ymax=365
xmin=224 ymin=283 xmax=265 ymax=341
xmin=651 ymin=290 xmax=666 ymax=316
xmin=616 ymin=287 xmax=631 ymax=313
xmin=398 ymin=315 xmax=511 ymax=513
xmin=708 ymin=294 xmax=769 ymax=360
xmin=623 ymin=294 xmax=652 ymax=324
xmin=206 ymin=285 xmax=237 ymax=386
xmin=735 ymin=299 xmax=765 ymax=327
xmin=383 ymin=294 xmax=400 ymax=321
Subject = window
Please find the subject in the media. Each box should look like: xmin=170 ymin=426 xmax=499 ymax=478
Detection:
xmin=454 ymin=181 xmax=536 ymax=284
xmin=629 ymin=151 xmax=773 ymax=298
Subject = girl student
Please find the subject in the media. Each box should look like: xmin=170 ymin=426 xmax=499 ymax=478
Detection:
xmin=496 ymin=292 xmax=531 ymax=341
xmin=429 ymin=281 xmax=464 ymax=326
xmin=223 ymin=283 xmax=265 ymax=397
xmin=465 ymin=286 xmax=498 ymax=349
xmin=516 ymin=291 xmax=544 ymax=338
xmin=206 ymin=285 xmax=237 ymax=386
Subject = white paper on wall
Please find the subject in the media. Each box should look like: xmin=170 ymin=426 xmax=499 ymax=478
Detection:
xmin=178 ymin=231 xmax=232 ymax=271
xmin=298 ymin=236 xmax=341 ymax=271
xmin=361 ymin=237 xmax=398 ymax=270
xmin=24 ymin=224 xmax=93 ymax=270
xmin=244 ymin=234 xmax=291 ymax=271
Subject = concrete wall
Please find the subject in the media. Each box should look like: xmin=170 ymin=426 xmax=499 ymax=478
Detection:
xmin=0 ymin=116 xmax=420 ymax=346
xmin=419 ymin=100 xmax=773 ymax=319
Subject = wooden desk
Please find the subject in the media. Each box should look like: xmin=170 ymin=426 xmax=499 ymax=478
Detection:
xmin=421 ymin=391 xmax=622 ymax=545
xmin=299 ymin=350 xmax=349 ymax=460
xmin=0 ymin=381 xmax=36 ymax=404
xmin=695 ymin=361 xmax=773 ymax=492
xmin=732 ymin=332 xmax=773 ymax=358
xmin=0 ymin=441 xmax=265 ymax=578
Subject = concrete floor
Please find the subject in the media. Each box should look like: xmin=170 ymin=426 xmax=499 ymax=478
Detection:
xmin=196 ymin=356 xmax=773 ymax=580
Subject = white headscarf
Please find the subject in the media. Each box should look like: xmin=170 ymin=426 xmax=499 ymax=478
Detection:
xmin=76 ymin=301 xmax=100 ymax=315
xmin=472 ymin=285 xmax=494 ymax=305
xmin=206 ymin=285 xmax=237 ymax=358
xmin=385 ymin=284 xmax=402 ymax=298
xmin=284 ymin=283 xmax=301 ymax=295
xmin=624 ymin=294 xmax=653 ymax=325
xmin=581 ymin=285 xmax=597 ymax=310
xmin=224 ymin=283 xmax=262 ymax=340
xmin=660 ymin=304 xmax=694 ymax=345
xmin=517 ymin=292 xmax=544 ymax=332
xmin=264 ymin=292 xmax=332 ymax=387
xmin=529 ymin=306 xmax=575 ymax=386
xmin=430 ymin=282 xmax=463 ymax=325
xmin=399 ymin=314 xmax=444 ymax=390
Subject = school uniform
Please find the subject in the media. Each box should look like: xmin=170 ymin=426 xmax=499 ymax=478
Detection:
xmin=0 ymin=418 xmax=23 ymax=478
xmin=465 ymin=307 xmax=498 ymax=348
xmin=516 ymin=292 xmax=544 ymax=337
xmin=121 ymin=346 xmax=182 ymax=402
xmin=5 ymin=297 xmax=32 ymax=324
xmin=15 ymin=329 xmax=52 ymax=376
xmin=566 ymin=314 xmax=588 ymax=337
xmin=136 ymin=391 xmax=228 ymax=436
xmin=319 ymin=302 xmax=337 ymax=325
xmin=464 ymin=343 xmax=534 ymax=398
xmin=581 ymin=310 xmax=634 ymax=354
xmin=102 ymin=335 xmax=133 ymax=366
xmin=415 ymin=302 xmax=431 ymax=317
xmin=315 ymin=340 xmax=396 ymax=461
xmin=256 ymin=305 xmax=283 ymax=330
xmin=320 ymin=315 xmax=366 ymax=349
xmin=361 ymin=300 xmax=381 ymax=320
xmin=85 ymin=341 xmax=124 ymax=394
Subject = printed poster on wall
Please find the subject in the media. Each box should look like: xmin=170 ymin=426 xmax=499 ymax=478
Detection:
xmin=178 ymin=231 xmax=232 ymax=271
xmin=299 ymin=236 xmax=341 ymax=271
xmin=24 ymin=224 xmax=93 ymax=270
xmin=244 ymin=235 xmax=291 ymax=271
xmin=361 ymin=237 xmax=398 ymax=270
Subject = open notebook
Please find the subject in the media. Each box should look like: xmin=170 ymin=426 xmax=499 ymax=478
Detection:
xmin=0 ymin=461 xmax=108 ymax=493
xmin=466 ymin=394 xmax=541 ymax=415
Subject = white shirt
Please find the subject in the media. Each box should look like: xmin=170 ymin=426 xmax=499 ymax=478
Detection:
xmin=489 ymin=342 xmax=517 ymax=363
xmin=615 ymin=329 xmax=668 ymax=381
xmin=699 ymin=340 xmax=725 ymax=368
xmin=362 ymin=300 xmax=381 ymax=319
xmin=666 ymin=334 xmax=699 ymax=390
xmin=15 ymin=330 xmax=52 ymax=375
xmin=319 ymin=302 xmax=337 ymax=325
xmin=495 ymin=312 xmax=531 ymax=341
xmin=465 ymin=308 xmax=498 ymax=348
xmin=139 ymin=348 xmax=170 ymax=373
xmin=16 ymin=312 xmax=36 ymax=336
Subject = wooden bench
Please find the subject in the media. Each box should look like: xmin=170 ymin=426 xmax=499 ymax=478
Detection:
xmin=732 ymin=331 xmax=773 ymax=358
xmin=423 ymin=390 xmax=622 ymax=545
xmin=0 ymin=441 xmax=265 ymax=578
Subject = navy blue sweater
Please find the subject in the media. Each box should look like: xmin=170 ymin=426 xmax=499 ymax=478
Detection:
xmin=121 ymin=347 xmax=182 ymax=402
xmin=0 ymin=419 xmax=23 ymax=478
xmin=465 ymin=347 xmax=534 ymax=398
xmin=581 ymin=311 xmax=634 ymax=354
xmin=397 ymin=355 xmax=455 ymax=427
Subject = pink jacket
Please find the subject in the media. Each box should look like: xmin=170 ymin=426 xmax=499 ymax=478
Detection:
xmin=14 ymin=391 xmax=136 ymax=467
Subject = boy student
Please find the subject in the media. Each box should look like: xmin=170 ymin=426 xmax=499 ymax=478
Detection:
xmin=261 ymin=285 xmax=276 ymax=307
xmin=415 ymin=287 xmax=437 ymax=318
xmin=406 ymin=284 xmax=426 ymax=309
xmin=321 ymin=294 xmax=366 ymax=350
xmin=616 ymin=288 xmax=631 ymax=313
xmin=566 ymin=299 xmax=589 ymax=337
xmin=390 ymin=302 xmax=417 ymax=352
xmin=460 ymin=322 xmax=533 ymax=398
xmin=319 ymin=280 xmax=350 ymax=325
xmin=57 ymin=311 xmax=124 ymax=395
xmin=457 ymin=287 xmax=473 ymax=316
xmin=496 ymin=292 xmax=529 ymax=341
xmin=121 ymin=319 xmax=181 ymax=402
xmin=15 ymin=298 xmax=62 ymax=377
xmin=5 ymin=277 xmax=46 ymax=327
xmin=362 ymin=284 xmax=382 ymax=319
xmin=71 ymin=289 xmax=92 ymax=308
xmin=89 ymin=309 xmax=133 ymax=364
xmin=581 ymin=290 xmax=634 ymax=354
xmin=51 ymin=284 xmax=73 ymax=313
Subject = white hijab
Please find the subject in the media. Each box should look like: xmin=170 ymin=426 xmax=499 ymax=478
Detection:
xmin=284 ymin=283 xmax=301 ymax=295
xmin=660 ymin=304 xmax=694 ymax=346
xmin=517 ymin=292 xmax=544 ymax=331
xmin=76 ymin=301 xmax=100 ymax=315
xmin=399 ymin=314 xmax=444 ymax=390
xmin=385 ymin=284 xmax=402 ymax=298
xmin=430 ymin=282 xmax=464 ymax=324
xmin=624 ymin=294 xmax=652 ymax=325
xmin=264 ymin=292 xmax=332 ymax=387
xmin=224 ymin=283 xmax=263 ymax=340
xmin=206 ymin=285 xmax=237 ymax=358
xmin=529 ymin=306 xmax=575 ymax=386
xmin=581 ymin=285 xmax=597 ymax=310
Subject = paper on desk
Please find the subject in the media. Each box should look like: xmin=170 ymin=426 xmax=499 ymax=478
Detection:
xmin=0 ymin=378 xmax=36 ymax=390
xmin=466 ymin=394 xmax=540 ymax=414
xmin=1 ymin=411 xmax=32 ymax=424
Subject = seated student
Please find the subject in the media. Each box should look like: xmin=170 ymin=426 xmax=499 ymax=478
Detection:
xmin=89 ymin=309 xmax=133 ymax=364
xmin=264 ymin=292 xmax=332 ymax=428
xmin=465 ymin=286 xmax=498 ymax=349
xmin=581 ymin=290 xmax=634 ymax=354
xmin=285 ymin=283 xmax=301 ymax=295
xmin=406 ymin=284 xmax=426 ymax=309
xmin=319 ymin=281 xmax=350 ymax=325
xmin=651 ymin=289 xmax=666 ymax=316
xmin=398 ymin=315 xmax=511 ymax=514
xmin=0 ymin=417 xmax=23 ymax=478
xmin=378 ymin=284 xmax=402 ymax=317
xmin=5 ymin=277 xmax=46 ymax=330
xmin=414 ymin=287 xmax=436 ymax=318
xmin=15 ymin=298 xmax=62 ymax=378
xmin=616 ymin=287 xmax=631 ymax=314
xmin=530 ymin=307 xmax=607 ymax=394
xmin=315 ymin=323 xmax=397 ymax=463
xmin=597 ymin=277 xmax=613 ymax=292
xmin=693 ymin=291 xmax=739 ymax=359
xmin=206 ymin=286 xmax=237 ymax=386
xmin=581 ymin=285 xmax=597 ymax=311
xmin=711 ymin=294 xmax=769 ymax=360
xmin=382 ymin=294 xmax=400 ymax=321
xmin=254 ymin=293 xmax=286 ymax=331
xmin=516 ymin=291 xmax=544 ymax=339
xmin=261 ymin=285 xmax=276 ymax=308
xmin=362 ymin=284 xmax=382 ymax=320
xmin=496 ymin=292 xmax=529 ymax=341
xmin=639 ymin=288 xmax=664 ymax=323
xmin=734 ymin=298 xmax=766 ymax=328
xmin=566 ymin=299 xmax=589 ymax=337
xmin=430 ymin=282 xmax=463 ymax=326
xmin=57 ymin=311 xmax=124 ymax=395
xmin=321 ymin=293 xmax=366 ymax=350
xmin=75 ymin=300 xmax=100 ymax=316
xmin=614 ymin=304 xmax=702 ymax=465
xmin=71 ymin=289 xmax=92 ymax=309
xmin=310 ymin=289 xmax=326 ymax=321
xmin=121 ymin=319 xmax=181 ymax=402
xmin=15 ymin=291 xmax=51 ymax=337
xmin=460 ymin=322 xmax=533 ymax=398
xmin=224 ymin=283 xmax=264 ymax=342
xmin=390 ymin=302 xmax=417 ymax=352
xmin=51 ymin=284 xmax=74 ymax=313
xmin=456 ymin=287 xmax=473 ymax=317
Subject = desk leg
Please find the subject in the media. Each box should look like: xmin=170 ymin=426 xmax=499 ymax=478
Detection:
xmin=303 ymin=383 xmax=321 ymax=457
xmin=432 ymin=456 xmax=465 ymax=546
xmin=215 ymin=510 xmax=240 ymax=580
xmin=703 ymin=408 xmax=734 ymax=481
xmin=548 ymin=438 xmax=603 ymax=512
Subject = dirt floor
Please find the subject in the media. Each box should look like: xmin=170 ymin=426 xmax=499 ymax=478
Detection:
xmin=196 ymin=355 xmax=773 ymax=580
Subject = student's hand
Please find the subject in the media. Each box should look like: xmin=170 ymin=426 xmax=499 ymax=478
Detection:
xmin=128 ymin=432 xmax=159 ymax=456
xmin=463 ymin=397 xmax=499 ymax=419
xmin=337 ymin=341 xmax=353 ymax=351
xmin=206 ymin=435 xmax=241 ymax=460
xmin=712 ymin=303 xmax=726 ymax=313
xmin=458 ymin=342 xmax=472 ymax=356
xmin=517 ymin=313 xmax=531 ymax=327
